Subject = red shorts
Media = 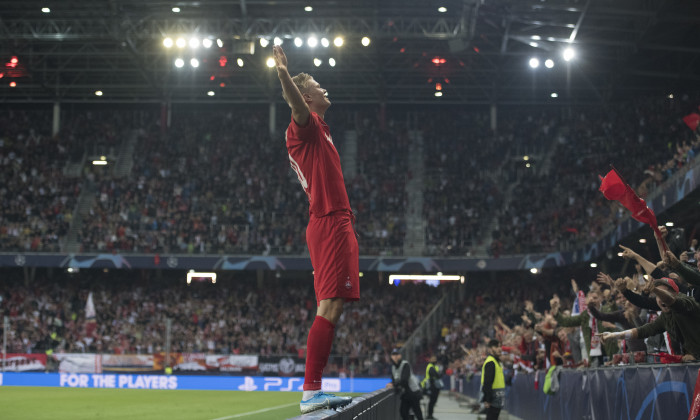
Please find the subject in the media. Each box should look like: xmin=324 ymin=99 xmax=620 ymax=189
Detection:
xmin=306 ymin=211 xmax=360 ymax=304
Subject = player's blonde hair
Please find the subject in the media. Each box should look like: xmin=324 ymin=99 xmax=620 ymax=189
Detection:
xmin=282 ymin=72 xmax=313 ymax=106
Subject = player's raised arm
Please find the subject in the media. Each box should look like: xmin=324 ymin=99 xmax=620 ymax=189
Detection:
xmin=273 ymin=45 xmax=310 ymax=126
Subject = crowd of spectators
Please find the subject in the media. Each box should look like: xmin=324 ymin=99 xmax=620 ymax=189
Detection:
xmin=79 ymin=107 xmax=408 ymax=256
xmin=494 ymin=95 xmax=700 ymax=254
xmin=0 ymin=270 xmax=445 ymax=377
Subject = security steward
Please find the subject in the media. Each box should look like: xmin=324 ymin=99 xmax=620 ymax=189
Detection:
xmin=480 ymin=339 xmax=506 ymax=420
xmin=421 ymin=355 xmax=441 ymax=419
xmin=389 ymin=348 xmax=424 ymax=420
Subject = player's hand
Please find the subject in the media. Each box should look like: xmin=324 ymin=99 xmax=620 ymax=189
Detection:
xmin=570 ymin=279 xmax=579 ymax=293
xmin=272 ymin=45 xmax=288 ymax=72
xmin=597 ymin=332 xmax=616 ymax=342
xmin=657 ymin=226 xmax=668 ymax=238
xmin=484 ymin=402 xmax=491 ymax=408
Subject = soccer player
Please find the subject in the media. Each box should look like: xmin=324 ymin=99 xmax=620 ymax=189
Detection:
xmin=273 ymin=44 xmax=359 ymax=414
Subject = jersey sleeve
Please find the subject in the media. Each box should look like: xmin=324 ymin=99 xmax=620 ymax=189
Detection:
xmin=287 ymin=112 xmax=320 ymax=142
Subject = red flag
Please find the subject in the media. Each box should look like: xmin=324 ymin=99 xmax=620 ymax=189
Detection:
xmin=689 ymin=367 xmax=700 ymax=420
xmin=683 ymin=113 xmax=700 ymax=131
xmin=599 ymin=168 xmax=659 ymax=233
xmin=85 ymin=292 xmax=97 ymax=338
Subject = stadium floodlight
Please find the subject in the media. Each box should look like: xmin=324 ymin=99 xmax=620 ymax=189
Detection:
xmin=202 ymin=38 xmax=213 ymax=48
xmin=92 ymin=160 xmax=107 ymax=165
xmin=313 ymin=58 xmax=322 ymax=67
xmin=639 ymin=238 xmax=647 ymax=244
xmin=176 ymin=38 xmax=186 ymax=48
xmin=667 ymin=94 xmax=674 ymax=99
xmin=388 ymin=274 xmax=464 ymax=284
xmin=174 ymin=58 xmax=184 ymax=68
xmin=530 ymin=268 xmax=539 ymax=274
xmin=545 ymin=59 xmax=554 ymax=68
xmin=563 ymin=47 xmax=575 ymax=61
xmin=665 ymin=222 xmax=674 ymax=227
xmin=266 ymin=57 xmax=275 ymax=67
xmin=190 ymin=58 xmax=199 ymax=68
xmin=551 ymin=92 xmax=558 ymax=98
xmin=216 ymin=38 xmax=223 ymax=48
xmin=434 ymin=91 xmax=443 ymax=97
xmin=273 ymin=37 xmax=283 ymax=46
xmin=438 ymin=7 xmax=447 ymax=12
xmin=172 ymin=7 xmax=180 ymax=13
xmin=307 ymin=37 xmax=318 ymax=48
xmin=523 ymin=155 xmax=530 ymax=161
xmin=187 ymin=270 xmax=217 ymax=284
xmin=529 ymin=42 xmax=539 ymax=48
xmin=328 ymin=58 xmax=336 ymax=67
xmin=95 ymin=90 xmax=103 ymax=96
xmin=529 ymin=57 xmax=540 ymax=68
xmin=42 ymin=7 xmax=50 ymax=13
xmin=526 ymin=163 xmax=532 ymax=168
xmin=207 ymin=91 xmax=215 ymax=96
xmin=189 ymin=37 xmax=200 ymax=49
xmin=321 ymin=38 xmax=330 ymax=48
xmin=590 ymin=262 xmax=598 ymax=268
xmin=304 ymin=6 xmax=313 ymax=12
xmin=237 ymin=58 xmax=244 ymax=67
xmin=294 ymin=37 xmax=303 ymax=47
xmin=617 ymin=252 xmax=624 ymax=257
xmin=163 ymin=38 xmax=174 ymax=48
xmin=333 ymin=37 xmax=344 ymax=47
xmin=259 ymin=38 xmax=269 ymax=48
xmin=361 ymin=37 xmax=371 ymax=47
xmin=531 ymin=35 xmax=541 ymax=40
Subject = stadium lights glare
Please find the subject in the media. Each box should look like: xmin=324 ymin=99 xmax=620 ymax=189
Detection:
xmin=388 ymin=274 xmax=464 ymax=284
xmin=163 ymin=37 xmax=174 ymax=48
xmin=434 ymin=91 xmax=443 ymax=97
xmin=617 ymin=252 xmax=624 ymax=257
xmin=172 ymin=7 xmax=180 ymax=13
xmin=187 ymin=270 xmax=217 ymax=285
xmin=523 ymin=155 xmax=530 ymax=161
xmin=563 ymin=47 xmax=575 ymax=61
xmin=665 ymin=222 xmax=674 ymax=227
xmin=328 ymin=58 xmax=336 ymax=67
xmin=95 ymin=90 xmax=103 ymax=96
xmin=9 ymin=81 xmax=16 ymax=87
xmin=639 ymin=238 xmax=647 ymax=244
xmin=202 ymin=38 xmax=213 ymax=48
xmin=545 ymin=59 xmax=554 ymax=68
xmin=529 ymin=42 xmax=539 ymax=48
xmin=551 ymin=92 xmax=559 ymax=98
xmin=42 ymin=7 xmax=50 ymax=13
xmin=266 ymin=57 xmax=276 ymax=67
xmin=307 ymin=37 xmax=318 ymax=48
xmin=176 ymin=38 xmax=186 ymax=48
xmin=259 ymin=38 xmax=269 ymax=48
xmin=92 ymin=160 xmax=108 ymax=165
xmin=530 ymin=268 xmax=539 ymax=274
xmin=294 ymin=37 xmax=303 ymax=47
xmin=313 ymin=58 xmax=322 ymax=67
xmin=361 ymin=37 xmax=371 ymax=47
xmin=189 ymin=37 xmax=200 ymax=49
xmin=237 ymin=58 xmax=244 ymax=67
xmin=438 ymin=7 xmax=447 ymax=12
xmin=529 ymin=57 xmax=540 ymax=68
xmin=207 ymin=91 xmax=215 ymax=96
xmin=304 ymin=6 xmax=313 ymax=12
xmin=190 ymin=58 xmax=199 ymax=68
xmin=321 ymin=38 xmax=330 ymax=48
xmin=274 ymin=37 xmax=283 ymax=46
xmin=217 ymin=38 xmax=223 ymax=48
xmin=174 ymin=58 xmax=184 ymax=68
xmin=667 ymin=94 xmax=674 ymax=99
xmin=334 ymin=37 xmax=344 ymax=47
xmin=526 ymin=163 xmax=532 ymax=168
xmin=531 ymin=35 xmax=541 ymax=40
xmin=590 ymin=262 xmax=598 ymax=268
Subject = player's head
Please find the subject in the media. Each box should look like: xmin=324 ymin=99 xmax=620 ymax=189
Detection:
xmin=283 ymin=72 xmax=330 ymax=112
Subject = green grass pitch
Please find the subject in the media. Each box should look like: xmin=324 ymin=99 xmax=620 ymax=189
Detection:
xmin=0 ymin=387 xmax=361 ymax=420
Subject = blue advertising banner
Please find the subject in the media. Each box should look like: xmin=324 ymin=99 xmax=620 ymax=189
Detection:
xmin=456 ymin=364 xmax=700 ymax=420
xmin=0 ymin=372 xmax=388 ymax=394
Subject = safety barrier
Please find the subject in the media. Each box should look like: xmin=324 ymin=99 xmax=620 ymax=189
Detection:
xmin=454 ymin=363 xmax=700 ymax=420
xmin=288 ymin=388 xmax=399 ymax=420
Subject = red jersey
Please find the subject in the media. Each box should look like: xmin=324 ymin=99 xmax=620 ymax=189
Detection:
xmin=285 ymin=112 xmax=352 ymax=217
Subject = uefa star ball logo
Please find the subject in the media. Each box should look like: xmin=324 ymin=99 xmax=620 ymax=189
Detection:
xmin=279 ymin=357 xmax=295 ymax=375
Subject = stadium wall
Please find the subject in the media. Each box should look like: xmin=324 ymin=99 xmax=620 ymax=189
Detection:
xmin=454 ymin=363 xmax=700 ymax=419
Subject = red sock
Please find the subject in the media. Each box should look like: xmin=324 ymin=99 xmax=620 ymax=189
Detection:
xmin=303 ymin=316 xmax=336 ymax=391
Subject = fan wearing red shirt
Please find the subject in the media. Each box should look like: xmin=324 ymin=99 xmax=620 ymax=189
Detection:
xmin=273 ymin=45 xmax=358 ymax=414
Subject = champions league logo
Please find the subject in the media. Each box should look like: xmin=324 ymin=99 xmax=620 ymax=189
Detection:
xmin=278 ymin=358 xmax=296 ymax=375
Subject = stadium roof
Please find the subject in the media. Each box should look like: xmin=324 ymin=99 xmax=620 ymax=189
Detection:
xmin=1 ymin=0 xmax=699 ymax=104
